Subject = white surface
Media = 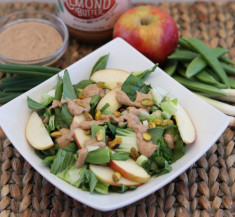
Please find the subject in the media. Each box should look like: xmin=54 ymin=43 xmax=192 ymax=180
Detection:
xmin=0 ymin=38 xmax=230 ymax=211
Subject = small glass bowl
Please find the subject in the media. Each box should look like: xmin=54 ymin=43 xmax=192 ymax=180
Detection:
xmin=0 ymin=10 xmax=69 ymax=66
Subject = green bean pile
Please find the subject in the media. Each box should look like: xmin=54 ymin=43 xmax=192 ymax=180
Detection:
xmin=0 ymin=64 xmax=61 ymax=104
xmin=162 ymin=37 xmax=235 ymax=125
xmin=163 ymin=37 xmax=235 ymax=95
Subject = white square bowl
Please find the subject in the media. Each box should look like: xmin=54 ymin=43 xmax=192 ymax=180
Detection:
xmin=0 ymin=38 xmax=229 ymax=211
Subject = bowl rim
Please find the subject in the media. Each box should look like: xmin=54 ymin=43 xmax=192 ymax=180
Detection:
xmin=0 ymin=10 xmax=69 ymax=64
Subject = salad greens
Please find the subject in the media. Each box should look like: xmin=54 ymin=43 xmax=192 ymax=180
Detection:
xmin=26 ymin=54 xmax=191 ymax=194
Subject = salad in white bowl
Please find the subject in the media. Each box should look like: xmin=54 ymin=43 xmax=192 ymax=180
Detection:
xmin=25 ymin=54 xmax=195 ymax=194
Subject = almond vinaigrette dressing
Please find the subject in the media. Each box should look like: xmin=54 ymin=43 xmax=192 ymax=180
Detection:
xmin=52 ymin=84 xmax=157 ymax=162
xmin=0 ymin=22 xmax=63 ymax=60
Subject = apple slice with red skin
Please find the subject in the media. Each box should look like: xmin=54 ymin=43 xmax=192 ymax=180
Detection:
xmin=26 ymin=111 xmax=54 ymax=150
xmin=89 ymin=164 xmax=142 ymax=187
xmin=173 ymin=103 xmax=196 ymax=145
xmin=90 ymin=69 xmax=130 ymax=83
xmin=109 ymin=158 xmax=150 ymax=183
xmin=73 ymin=114 xmax=91 ymax=149
xmin=96 ymin=86 xmax=122 ymax=113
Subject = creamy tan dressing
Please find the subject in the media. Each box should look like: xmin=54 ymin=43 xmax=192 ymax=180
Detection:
xmin=72 ymin=107 xmax=157 ymax=157
xmin=55 ymin=128 xmax=73 ymax=149
xmin=50 ymin=98 xmax=91 ymax=116
xmin=53 ymin=87 xmax=158 ymax=164
xmin=0 ymin=22 xmax=63 ymax=60
xmin=50 ymin=100 xmax=62 ymax=109
xmin=84 ymin=139 xmax=106 ymax=148
xmin=164 ymin=133 xmax=175 ymax=149
xmin=82 ymin=84 xmax=105 ymax=98
xmin=76 ymin=148 xmax=88 ymax=168
xmin=116 ymin=90 xmax=153 ymax=110
xmin=66 ymin=98 xmax=91 ymax=116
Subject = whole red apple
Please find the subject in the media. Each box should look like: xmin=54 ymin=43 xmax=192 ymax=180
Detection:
xmin=113 ymin=6 xmax=178 ymax=64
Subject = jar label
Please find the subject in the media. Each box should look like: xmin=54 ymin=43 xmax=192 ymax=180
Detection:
xmin=57 ymin=0 xmax=130 ymax=31
xmin=63 ymin=0 xmax=116 ymax=20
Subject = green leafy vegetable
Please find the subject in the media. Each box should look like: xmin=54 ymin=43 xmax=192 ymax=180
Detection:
xmin=121 ymin=74 xmax=151 ymax=101
xmin=62 ymin=70 xmax=77 ymax=100
xmin=86 ymin=147 xmax=111 ymax=164
xmin=50 ymin=148 xmax=75 ymax=174
xmin=74 ymin=80 xmax=95 ymax=89
xmin=110 ymin=184 xmax=128 ymax=193
xmin=89 ymin=95 xmax=101 ymax=116
xmin=41 ymin=89 xmax=55 ymax=107
xmin=61 ymin=104 xmax=73 ymax=126
xmin=45 ymin=115 xmax=55 ymax=133
xmin=42 ymin=156 xmax=55 ymax=166
xmin=172 ymin=139 xmax=185 ymax=162
xmin=111 ymin=152 xmax=130 ymax=161
xmin=132 ymin=63 xmax=158 ymax=80
xmin=63 ymin=142 xmax=78 ymax=153
xmin=27 ymin=97 xmax=45 ymax=111
xmin=104 ymin=122 xmax=117 ymax=137
xmin=94 ymin=181 xmax=109 ymax=194
xmin=90 ymin=53 xmax=110 ymax=76
xmin=57 ymin=164 xmax=82 ymax=187
xmin=148 ymin=127 xmax=164 ymax=144
xmin=61 ymin=70 xmax=77 ymax=126
xmin=115 ymin=128 xmax=138 ymax=153
xmin=34 ymin=144 xmax=59 ymax=159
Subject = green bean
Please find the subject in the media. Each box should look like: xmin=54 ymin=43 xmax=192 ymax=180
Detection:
xmin=221 ymin=62 xmax=235 ymax=75
xmin=186 ymin=56 xmax=207 ymax=78
xmin=61 ymin=104 xmax=73 ymax=126
xmin=229 ymin=77 xmax=235 ymax=89
xmin=167 ymin=49 xmax=198 ymax=61
xmin=0 ymin=64 xmax=60 ymax=74
xmin=211 ymin=47 xmax=229 ymax=57
xmin=185 ymin=48 xmax=228 ymax=78
xmin=163 ymin=60 xmax=178 ymax=76
xmin=0 ymin=69 xmax=52 ymax=78
xmin=196 ymin=69 xmax=222 ymax=85
xmin=178 ymin=38 xmax=193 ymax=50
xmin=213 ymin=83 xmax=228 ymax=89
xmin=219 ymin=55 xmax=235 ymax=65
xmin=54 ymin=76 xmax=63 ymax=101
xmin=173 ymin=75 xmax=228 ymax=96
xmin=181 ymin=37 xmax=230 ymax=88
xmin=54 ymin=76 xmax=68 ymax=129
xmin=55 ymin=108 xmax=68 ymax=129
xmin=176 ymin=64 xmax=187 ymax=78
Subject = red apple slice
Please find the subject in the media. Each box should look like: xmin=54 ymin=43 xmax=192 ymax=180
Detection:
xmin=96 ymin=86 xmax=122 ymax=113
xmin=73 ymin=114 xmax=91 ymax=148
xmin=26 ymin=112 xmax=54 ymax=150
xmin=109 ymin=158 xmax=150 ymax=183
xmin=90 ymin=69 xmax=130 ymax=83
xmin=173 ymin=103 xmax=196 ymax=145
xmin=89 ymin=164 xmax=141 ymax=187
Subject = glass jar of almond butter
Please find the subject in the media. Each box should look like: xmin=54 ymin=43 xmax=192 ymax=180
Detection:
xmin=56 ymin=0 xmax=131 ymax=44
